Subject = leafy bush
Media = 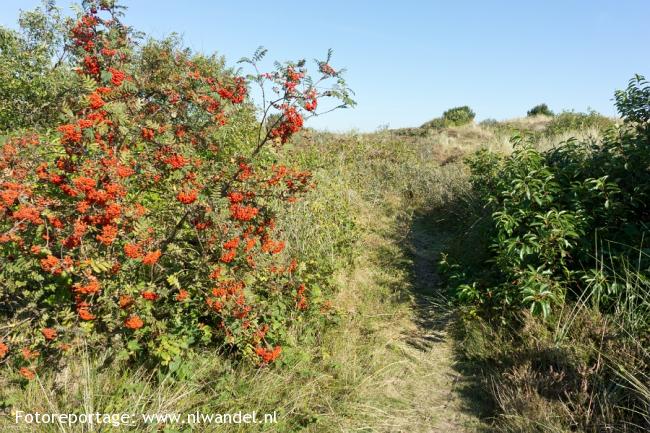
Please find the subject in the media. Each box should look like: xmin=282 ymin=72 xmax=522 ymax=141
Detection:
xmin=442 ymin=105 xmax=475 ymax=126
xmin=441 ymin=75 xmax=650 ymax=432
xmin=421 ymin=105 xmax=475 ymax=129
xmin=526 ymin=103 xmax=554 ymax=117
xmin=442 ymin=76 xmax=650 ymax=319
xmin=0 ymin=2 xmax=76 ymax=132
xmin=0 ymin=0 xmax=354 ymax=379
xmin=615 ymin=73 xmax=650 ymax=124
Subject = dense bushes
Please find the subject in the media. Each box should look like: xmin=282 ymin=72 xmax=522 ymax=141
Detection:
xmin=444 ymin=76 xmax=649 ymax=318
xmin=527 ymin=103 xmax=554 ymax=117
xmin=442 ymin=75 xmax=650 ymax=430
xmin=442 ymin=105 xmax=475 ymax=126
xmin=421 ymin=105 xmax=475 ymax=129
xmin=0 ymin=0 xmax=354 ymax=379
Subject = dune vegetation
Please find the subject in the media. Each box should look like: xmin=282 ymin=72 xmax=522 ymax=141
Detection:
xmin=1 ymin=1 xmax=648 ymax=432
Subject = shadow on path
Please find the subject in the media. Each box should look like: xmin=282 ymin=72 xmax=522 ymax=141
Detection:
xmin=398 ymin=209 xmax=496 ymax=427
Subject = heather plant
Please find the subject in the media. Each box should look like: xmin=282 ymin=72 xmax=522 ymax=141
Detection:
xmin=0 ymin=0 xmax=354 ymax=380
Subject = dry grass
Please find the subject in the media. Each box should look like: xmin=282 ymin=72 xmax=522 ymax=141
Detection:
xmin=496 ymin=115 xmax=554 ymax=131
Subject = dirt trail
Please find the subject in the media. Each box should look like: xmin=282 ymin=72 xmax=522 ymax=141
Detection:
xmin=334 ymin=204 xmax=486 ymax=432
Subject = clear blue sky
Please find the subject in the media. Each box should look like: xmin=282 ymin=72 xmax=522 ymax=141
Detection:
xmin=2 ymin=1 xmax=649 ymax=131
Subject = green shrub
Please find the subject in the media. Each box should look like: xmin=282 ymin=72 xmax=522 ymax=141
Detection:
xmin=615 ymin=74 xmax=650 ymax=124
xmin=420 ymin=116 xmax=446 ymax=129
xmin=443 ymin=76 xmax=650 ymax=319
xmin=442 ymin=105 xmax=475 ymax=126
xmin=421 ymin=105 xmax=475 ymax=129
xmin=0 ymin=4 xmax=76 ymax=132
xmin=544 ymin=109 xmax=615 ymax=136
xmin=442 ymin=75 xmax=650 ymax=432
xmin=526 ymin=103 xmax=554 ymax=117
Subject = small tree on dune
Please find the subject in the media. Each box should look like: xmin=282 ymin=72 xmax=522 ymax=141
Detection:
xmin=0 ymin=0 xmax=354 ymax=378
